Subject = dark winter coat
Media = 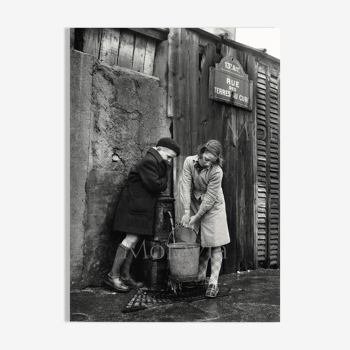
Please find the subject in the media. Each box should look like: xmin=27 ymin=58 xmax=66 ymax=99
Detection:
xmin=113 ymin=148 xmax=170 ymax=235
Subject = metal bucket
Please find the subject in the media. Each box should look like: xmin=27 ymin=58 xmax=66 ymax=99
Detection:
xmin=166 ymin=225 xmax=200 ymax=282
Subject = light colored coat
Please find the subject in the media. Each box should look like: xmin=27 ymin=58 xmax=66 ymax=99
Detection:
xmin=180 ymin=155 xmax=230 ymax=247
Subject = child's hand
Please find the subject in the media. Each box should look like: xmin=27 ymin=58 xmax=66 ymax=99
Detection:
xmin=181 ymin=213 xmax=190 ymax=227
xmin=188 ymin=215 xmax=199 ymax=229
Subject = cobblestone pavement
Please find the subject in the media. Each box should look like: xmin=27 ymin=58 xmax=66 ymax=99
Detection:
xmin=70 ymin=269 xmax=280 ymax=322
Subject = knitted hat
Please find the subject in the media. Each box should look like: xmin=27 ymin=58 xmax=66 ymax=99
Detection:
xmin=156 ymin=137 xmax=180 ymax=156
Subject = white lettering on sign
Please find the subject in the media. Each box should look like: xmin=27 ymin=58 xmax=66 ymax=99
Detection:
xmin=214 ymin=87 xmax=231 ymax=97
xmin=239 ymin=95 xmax=249 ymax=103
xmin=226 ymin=78 xmax=239 ymax=88
xmin=224 ymin=62 xmax=242 ymax=74
xmin=214 ymin=86 xmax=249 ymax=104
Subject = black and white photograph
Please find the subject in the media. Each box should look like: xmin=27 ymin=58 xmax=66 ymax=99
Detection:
xmin=69 ymin=27 xmax=280 ymax=322
xmin=3 ymin=3 xmax=350 ymax=349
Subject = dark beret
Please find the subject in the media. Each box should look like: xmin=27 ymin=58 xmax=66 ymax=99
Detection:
xmin=156 ymin=137 xmax=180 ymax=156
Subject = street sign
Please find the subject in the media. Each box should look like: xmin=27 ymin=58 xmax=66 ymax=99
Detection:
xmin=209 ymin=56 xmax=253 ymax=111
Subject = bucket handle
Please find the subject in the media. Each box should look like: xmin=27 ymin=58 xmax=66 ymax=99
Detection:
xmin=167 ymin=222 xmax=198 ymax=244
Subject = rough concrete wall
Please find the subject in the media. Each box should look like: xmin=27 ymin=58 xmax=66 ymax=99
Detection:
xmin=81 ymin=63 xmax=171 ymax=287
xmin=70 ymin=50 xmax=95 ymax=287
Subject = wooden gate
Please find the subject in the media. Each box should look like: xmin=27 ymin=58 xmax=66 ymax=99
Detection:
xmin=168 ymin=28 xmax=280 ymax=273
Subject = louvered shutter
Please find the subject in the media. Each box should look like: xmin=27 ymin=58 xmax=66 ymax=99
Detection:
xmin=256 ymin=63 xmax=280 ymax=268
xmin=256 ymin=66 xmax=268 ymax=265
xmin=268 ymin=69 xmax=280 ymax=266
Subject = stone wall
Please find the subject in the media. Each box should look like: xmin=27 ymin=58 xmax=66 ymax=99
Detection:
xmin=70 ymin=50 xmax=94 ymax=286
xmin=70 ymin=49 xmax=171 ymax=288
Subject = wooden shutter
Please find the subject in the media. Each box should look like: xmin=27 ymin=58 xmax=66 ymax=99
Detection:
xmin=268 ymin=68 xmax=280 ymax=266
xmin=256 ymin=63 xmax=280 ymax=268
xmin=256 ymin=65 xmax=268 ymax=265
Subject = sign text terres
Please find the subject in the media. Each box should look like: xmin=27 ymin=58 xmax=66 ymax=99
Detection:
xmin=209 ymin=57 xmax=253 ymax=110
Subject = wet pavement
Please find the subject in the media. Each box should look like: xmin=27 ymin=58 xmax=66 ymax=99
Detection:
xmin=70 ymin=269 xmax=279 ymax=322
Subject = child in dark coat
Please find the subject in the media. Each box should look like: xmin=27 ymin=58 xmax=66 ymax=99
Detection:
xmin=104 ymin=138 xmax=180 ymax=292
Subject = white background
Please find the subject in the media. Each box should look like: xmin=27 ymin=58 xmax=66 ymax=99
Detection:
xmin=1 ymin=1 xmax=349 ymax=349
xmin=236 ymin=28 xmax=280 ymax=59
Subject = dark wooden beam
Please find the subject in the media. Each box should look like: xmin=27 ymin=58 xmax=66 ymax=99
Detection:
xmin=188 ymin=28 xmax=280 ymax=64
xmin=128 ymin=28 xmax=169 ymax=41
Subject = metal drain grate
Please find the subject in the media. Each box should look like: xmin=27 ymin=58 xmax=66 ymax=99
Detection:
xmin=122 ymin=285 xmax=231 ymax=313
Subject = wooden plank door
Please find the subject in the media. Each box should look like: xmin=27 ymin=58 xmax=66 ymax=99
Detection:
xmin=169 ymin=28 xmax=257 ymax=274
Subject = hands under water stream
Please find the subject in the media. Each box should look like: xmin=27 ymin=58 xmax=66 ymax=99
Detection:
xmin=181 ymin=212 xmax=200 ymax=229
